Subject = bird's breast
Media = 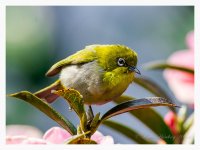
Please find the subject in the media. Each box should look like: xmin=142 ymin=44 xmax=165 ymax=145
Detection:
xmin=59 ymin=61 xmax=134 ymax=105
xmin=59 ymin=61 xmax=105 ymax=103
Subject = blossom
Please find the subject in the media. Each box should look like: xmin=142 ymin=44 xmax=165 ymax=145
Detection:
xmin=6 ymin=125 xmax=114 ymax=144
xmin=164 ymin=111 xmax=178 ymax=135
xmin=164 ymin=31 xmax=194 ymax=105
xmin=6 ymin=125 xmax=43 ymax=138
xmin=6 ymin=125 xmax=46 ymax=144
xmin=157 ymin=139 xmax=166 ymax=144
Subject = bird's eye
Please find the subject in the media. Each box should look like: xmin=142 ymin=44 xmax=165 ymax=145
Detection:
xmin=117 ymin=58 xmax=126 ymax=67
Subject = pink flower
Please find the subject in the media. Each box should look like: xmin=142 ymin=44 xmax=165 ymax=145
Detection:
xmin=157 ymin=139 xmax=166 ymax=144
xmin=6 ymin=125 xmax=43 ymax=138
xmin=164 ymin=31 xmax=194 ymax=105
xmin=164 ymin=111 xmax=178 ymax=135
xmin=6 ymin=125 xmax=114 ymax=144
xmin=6 ymin=125 xmax=46 ymax=144
xmin=90 ymin=130 xmax=114 ymax=144
xmin=186 ymin=31 xmax=194 ymax=50
xmin=42 ymin=127 xmax=71 ymax=144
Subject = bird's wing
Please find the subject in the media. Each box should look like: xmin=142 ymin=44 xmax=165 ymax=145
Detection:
xmin=46 ymin=48 xmax=97 ymax=77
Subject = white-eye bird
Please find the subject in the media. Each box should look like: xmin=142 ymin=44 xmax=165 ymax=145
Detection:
xmin=35 ymin=45 xmax=140 ymax=105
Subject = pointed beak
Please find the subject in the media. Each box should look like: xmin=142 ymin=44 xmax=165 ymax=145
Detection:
xmin=128 ymin=66 xmax=141 ymax=75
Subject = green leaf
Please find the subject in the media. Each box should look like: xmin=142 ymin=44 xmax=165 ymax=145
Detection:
xmin=9 ymin=91 xmax=77 ymax=135
xmin=89 ymin=112 xmax=100 ymax=136
xmin=53 ymin=85 xmax=86 ymax=119
xmin=134 ymin=77 xmax=176 ymax=112
xmin=182 ymin=124 xmax=194 ymax=144
xmin=101 ymin=97 xmax=178 ymax=122
xmin=114 ymin=95 xmax=135 ymax=103
xmin=80 ymin=113 xmax=88 ymax=132
xmin=144 ymin=61 xmax=194 ymax=74
xmin=103 ymin=120 xmax=155 ymax=144
xmin=77 ymin=125 xmax=83 ymax=134
xmin=129 ymin=108 xmax=174 ymax=144
xmin=177 ymin=105 xmax=187 ymax=124
xmin=134 ymin=77 xmax=170 ymax=99
xmin=183 ymin=113 xmax=194 ymax=134
xmin=114 ymin=96 xmax=175 ymax=144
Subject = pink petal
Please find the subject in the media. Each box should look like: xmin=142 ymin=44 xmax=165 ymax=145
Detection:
xmin=164 ymin=49 xmax=194 ymax=104
xmin=186 ymin=31 xmax=194 ymax=50
xmin=6 ymin=125 xmax=43 ymax=138
xmin=91 ymin=131 xmax=114 ymax=144
xmin=22 ymin=138 xmax=48 ymax=144
xmin=6 ymin=136 xmax=27 ymax=144
xmin=167 ymin=49 xmax=194 ymax=69
xmin=91 ymin=131 xmax=104 ymax=144
xmin=43 ymin=127 xmax=71 ymax=144
xmin=157 ymin=139 xmax=166 ymax=144
xmin=6 ymin=135 xmax=48 ymax=145
xmin=164 ymin=111 xmax=177 ymax=135
xmin=99 ymin=136 xmax=114 ymax=144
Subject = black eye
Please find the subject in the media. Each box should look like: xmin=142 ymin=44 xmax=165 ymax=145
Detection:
xmin=117 ymin=58 xmax=126 ymax=66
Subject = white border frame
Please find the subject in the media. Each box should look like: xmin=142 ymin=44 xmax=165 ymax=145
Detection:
xmin=1 ymin=1 xmax=199 ymax=150
xmin=0 ymin=0 xmax=197 ymax=6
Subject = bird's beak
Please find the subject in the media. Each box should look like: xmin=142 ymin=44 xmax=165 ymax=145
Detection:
xmin=128 ymin=66 xmax=141 ymax=75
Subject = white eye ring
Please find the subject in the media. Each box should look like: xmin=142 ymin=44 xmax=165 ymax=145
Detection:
xmin=117 ymin=58 xmax=126 ymax=67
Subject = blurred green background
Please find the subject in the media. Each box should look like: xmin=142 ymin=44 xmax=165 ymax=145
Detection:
xmin=6 ymin=6 xmax=194 ymax=143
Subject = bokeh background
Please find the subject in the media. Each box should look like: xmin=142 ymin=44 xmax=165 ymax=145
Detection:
xmin=6 ymin=6 xmax=194 ymax=144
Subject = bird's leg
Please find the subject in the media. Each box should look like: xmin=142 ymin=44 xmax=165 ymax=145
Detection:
xmin=87 ymin=105 xmax=94 ymax=124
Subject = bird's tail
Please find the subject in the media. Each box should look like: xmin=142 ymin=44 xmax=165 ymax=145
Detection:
xmin=34 ymin=80 xmax=62 ymax=103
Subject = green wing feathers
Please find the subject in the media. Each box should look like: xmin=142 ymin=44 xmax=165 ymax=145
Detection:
xmin=46 ymin=48 xmax=97 ymax=77
xmin=37 ymin=46 xmax=97 ymax=102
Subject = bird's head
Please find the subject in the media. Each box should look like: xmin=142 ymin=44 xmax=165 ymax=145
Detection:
xmin=89 ymin=45 xmax=140 ymax=75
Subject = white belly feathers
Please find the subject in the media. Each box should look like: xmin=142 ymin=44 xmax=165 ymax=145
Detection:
xmin=60 ymin=61 xmax=104 ymax=99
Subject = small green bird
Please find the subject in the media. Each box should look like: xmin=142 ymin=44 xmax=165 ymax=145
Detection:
xmin=35 ymin=44 xmax=140 ymax=105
